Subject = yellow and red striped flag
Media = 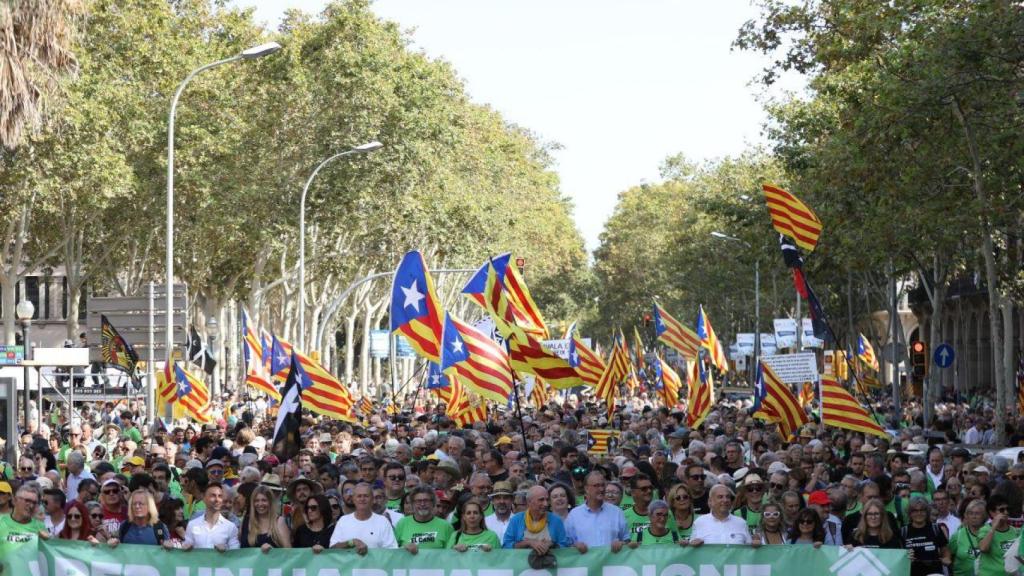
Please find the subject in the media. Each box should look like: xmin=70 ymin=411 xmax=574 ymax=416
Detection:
xmin=762 ymin=184 xmax=823 ymax=253
xmin=293 ymin=349 xmax=355 ymax=422
xmin=529 ymin=377 xmax=550 ymax=410
xmin=570 ymin=336 xmax=605 ymax=386
xmin=241 ymin=309 xmax=280 ymax=402
xmin=799 ymin=382 xmax=814 ymax=408
xmin=686 ymin=359 xmax=713 ymax=428
xmin=594 ymin=332 xmax=629 ymax=417
xmin=696 ymin=306 xmax=728 ymax=372
xmin=652 ymin=303 xmax=699 ymax=359
xmin=655 ymin=354 xmax=682 ymax=408
xmin=752 ymin=362 xmax=808 ymax=439
xmin=820 ymin=376 xmax=886 ymax=438
xmin=172 ymin=363 xmax=212 ymax=423
xmin=586 ymin=429 xmax=620 ymax=454
xmin=358 ymin=396 xmax=374 ymax=416
xmin=857 ymin=334 xmax=880 ymax=372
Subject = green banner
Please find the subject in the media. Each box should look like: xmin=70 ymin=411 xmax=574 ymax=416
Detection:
xmin=2 ymin=539 xmax=910 ymax=576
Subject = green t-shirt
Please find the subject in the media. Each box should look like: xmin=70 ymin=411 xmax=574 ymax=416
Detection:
xmin=395 ymin=516 xmax=453 ymax=549
xmin=979 ymin=526 xmax=1018 ymax=576
xmin=387 ymin=497 xmax=404 ymax=512
xmin=624 ymin=507 xmax=651 ymax=537
xmin=125 ymin=427 xmax=143 ymax=443
xmin=947 ymin=525 xmax=987 ymax=576
xmin=447 ymin=529 xmax=500 ymax=550
xmin=734 ymin=507 xmax=762 ymax=529
xmin=620 ymin=494 xmax=634 ymax=512
xmin=845 ymin=502 xmax=863 ymax=517
xmin=0 ymin=513 xmax=46 ymax=544
xmin=634 ymin=526 xmax=679 ymax=546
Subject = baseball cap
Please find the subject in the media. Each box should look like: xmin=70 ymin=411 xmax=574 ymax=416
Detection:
xmin=495 ymin=436 xmax=513 ymax=446
xmin=807 ymin=490 xmax=830 ymax=506
xmin=0 ymin=481 xmax=11 ymax=494
xmin=123 ymin=456 xmax=145 ymax=468
xmin=205 ymin=459 xmax=225 ymax=469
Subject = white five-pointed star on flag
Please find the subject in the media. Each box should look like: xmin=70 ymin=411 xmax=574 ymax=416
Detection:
xmin=450 ymin=338 xmax=464 ymax=354
xmin=276 ymin=352 xmax=288 ymax=366
xmin=401 ymin=280 xmax=426 ymax=312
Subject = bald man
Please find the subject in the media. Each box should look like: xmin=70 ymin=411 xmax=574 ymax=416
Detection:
xmin=502 ymin=485 xmax=573 ymax=551
xmin=690 ymin=485 xmax=756 ymax=546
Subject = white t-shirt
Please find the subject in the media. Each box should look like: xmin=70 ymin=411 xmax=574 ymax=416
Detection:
xmin=692 ymin=513 xmax=752 ymax=545
xmin=485 ymin=514 xmax=511 ymax=543
xmin=330 ymin=512 xmax=398 ymax=549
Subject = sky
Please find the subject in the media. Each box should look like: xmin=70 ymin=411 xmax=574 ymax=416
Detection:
xmin=231 ymin=1 xmax=797 ymax=253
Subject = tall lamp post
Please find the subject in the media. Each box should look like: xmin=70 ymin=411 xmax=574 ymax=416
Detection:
xmin=16 ymin=300 xmax=34 ymax=431
xmin=205 ymin=316 xmax=219 ymax=398
xmin=165 ymin=42 xmax=280 ymax=417
xmin=711 ymin=232 xmax=760 ymax=383
xmin=298 ymin=141 xmax=383 ymax=348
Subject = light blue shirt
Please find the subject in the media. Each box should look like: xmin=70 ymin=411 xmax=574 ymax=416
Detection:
xmin=564 ymin=502 xmax=628 ymax=547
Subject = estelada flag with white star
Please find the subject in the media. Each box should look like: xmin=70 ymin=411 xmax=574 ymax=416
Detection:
xmin=390 ymin=250 xmax=445 ymax=363
xmin=439 ymin=312 xmax=514 ymax=404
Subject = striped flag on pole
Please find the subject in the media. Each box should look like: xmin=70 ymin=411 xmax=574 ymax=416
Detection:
xmin=653 ymin=303 xmax=699 ymax=360
xmin=820 ymin=375 xmax=887 ymax=438
xmin=762 ymin=183 xmax=823 ymax=253
xmin=752 ymin=362 xmax=808 ymax=439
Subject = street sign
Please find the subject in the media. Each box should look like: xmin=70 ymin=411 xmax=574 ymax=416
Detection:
xmin=0 ymin=346 xmax=24 ymax=366
xmin=85 ymin=284 xmax=188 ymax=362
xmin=934 ymin=343 xmax=955 ymax=368
xmin=369 ymin=330 xmax=390 ymax=359
xmin=881 ymin=343 xmax=907 ymax=364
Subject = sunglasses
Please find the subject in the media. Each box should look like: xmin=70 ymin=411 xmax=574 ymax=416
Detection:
xmin=674 ymin=494 xmax=691 ymax=501
xmin=763 ymin=511 xmax=781 ymax=518
xmin=688 ymin=474 xmax=704 ymax=480
xmin=102 ymin=489 xmax=120 ymax=495
xmin=387 ymin=475 xmax=405 ymax=481
xmin=306 ymin=505 xmax=319 ymax=512
xmin=19 ymin=467 xmax=32 ymax=472
xmin=1010 ymin=475 xmax=1024 ymax=481
xmin=331 ymin=503 xmax=341 ymax=509
xmin=90 ymin=513 xmax=103 ymax=519
xmin=770 ymin=483 xmax=786 ymax=491
xmin=799 ymin=519 xmax=815 ymax=525
xmin=67 ymin=513 xmax=83 ymax=519
xmin=634 ymin=485 xmax=653 ymax=491
xmin=746 ymin=485 xmax=764 ymax=492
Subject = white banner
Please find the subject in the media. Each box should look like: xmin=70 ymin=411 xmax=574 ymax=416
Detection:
xmin=773 ymin=318 xmax=798 ymax=349
xmin=761 ymin=352 xmax=819 ymax=384
xmin=761 ymin=333 xmax=777 ymax=357
xmin=539 ymin=338 xmax=591 ymax=360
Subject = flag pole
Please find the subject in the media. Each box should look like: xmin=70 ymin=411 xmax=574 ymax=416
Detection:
xmin=504 ymin=339 xmax=532 ymax=462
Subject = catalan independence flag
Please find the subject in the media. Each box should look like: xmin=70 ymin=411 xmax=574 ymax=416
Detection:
xmin=762 ymin=183 xmax=823 ymax=253
xmin=439 ymin=313 xmax=515 ymax=404
xmin=696 ymin=306 xmax=728 ymax=372
xmin=467 ymin=256 xmax=582 ymax=390
xmin=463 ymin=253 xmax=547 ymax=339
xmin=390 ymin=250 xmax=445 ymax=363
xmin=820 ymin=376 xmax=886 ymax=437
xmin=270 ymin=335 xmax=293 ymax=384
xmin=594 ymin=332 xmax=629 ymax=416
xmin=586 ymin=429 xmax=620 ymax=454
xmin=653 ymin=303 xmax=699 ymax=360
xmin=292 ymin=350 xmax=355 ymax=422
xmin=570 ymin=336 xmax=605 ymax=386
xmin=242 ymin=309 xmax=279 ymax=402
xmin=358 ymin=396 xmax=374 ymax=416
xmin=686 ymin=358 xmax=713 ymax=428
xmin=156 ymin=362 xmax=176 ymax=407
xmin=654 ymin=354 xmax=682 ymax=408
xmin=752 ymin=362 xmax=808 ymax=439
xmin=173 ymin=363 xmax=212 ymax=423
xmin=857 ymin=333 xmax=879 ymax=372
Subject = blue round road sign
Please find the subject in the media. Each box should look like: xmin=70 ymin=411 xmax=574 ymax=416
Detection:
xmin=934 ymin=343 xmax=955 ymax=368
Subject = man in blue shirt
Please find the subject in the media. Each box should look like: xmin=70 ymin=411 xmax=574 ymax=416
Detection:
xmin=565 ymin=471 xmax=628 ymax=553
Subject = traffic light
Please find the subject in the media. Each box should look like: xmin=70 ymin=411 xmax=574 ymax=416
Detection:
xmin=911 ymin=341 xmax=928 ymax=379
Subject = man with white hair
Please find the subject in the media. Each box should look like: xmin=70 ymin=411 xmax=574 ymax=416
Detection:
xmin=65 ymin=451 xmax=93 ymax=502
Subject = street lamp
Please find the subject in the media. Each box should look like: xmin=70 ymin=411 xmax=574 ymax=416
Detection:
xmin=15 ymin=299 xmax=34 ymax=431
xmin=298 ymin=141 xmax=384 ymax=348
xmin=165 ymin=41 xmax=280 ymax=415
xmin=205 ymin=316 xmax=219 ymax=398
xmin=711 ymin=232 xmax=760 ymax=384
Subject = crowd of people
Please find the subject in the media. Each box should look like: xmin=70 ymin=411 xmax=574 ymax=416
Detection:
xmin=2 ymin=388 xmax=1024 ymax=576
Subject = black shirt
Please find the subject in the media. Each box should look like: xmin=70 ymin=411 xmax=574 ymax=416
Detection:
xmin=842 ymin=510 xmax=900 ymax=544
xmin=293 ymin=522 xmax=335 ymax=548
xmin=852 ymin=532 xmax=904 ymax=549
xmin=692 ymin=491 xmax=710 ymax=515
xmin=902 ymin=523 xmax=947 ymax=576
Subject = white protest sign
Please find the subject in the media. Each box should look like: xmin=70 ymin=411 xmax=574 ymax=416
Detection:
xmin=735 ymin=333 xmax=755 ymax=355
xmin=773 ymin=318 xmax=798 ymax=349
xmin=761 ymin=352 xmax=819 ymax=384
xmin=802 ymin=318 xmax=823 ymax=348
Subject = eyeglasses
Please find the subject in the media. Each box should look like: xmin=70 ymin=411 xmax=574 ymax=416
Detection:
xmin=635 ymin=485 xmax=653 ymax=491
xmin=19 ymin=497 xmax=38 ymax=506
xmin=688 ymin=474 xmax=704 ymax=480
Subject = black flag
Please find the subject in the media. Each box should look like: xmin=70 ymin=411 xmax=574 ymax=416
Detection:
xmin=187 ymin=325 xmax=217 ymax=375
xmin=272 ymin=354 xmax=303 ymax=462
xmin=779 ymin=234 xmax=829 ymax=343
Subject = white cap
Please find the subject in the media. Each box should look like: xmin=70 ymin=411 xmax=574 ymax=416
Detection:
xmin=767 ymin=461 xmax=791 ymax=474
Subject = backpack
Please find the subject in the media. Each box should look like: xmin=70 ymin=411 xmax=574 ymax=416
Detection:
xmin=119 ymin=521 xmax=166 ymax=545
